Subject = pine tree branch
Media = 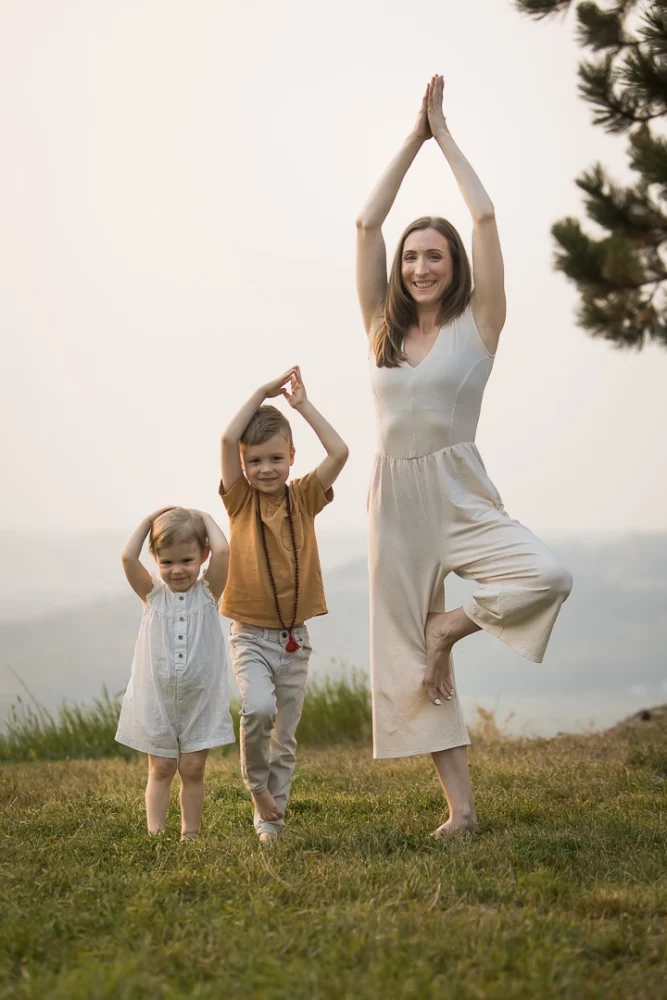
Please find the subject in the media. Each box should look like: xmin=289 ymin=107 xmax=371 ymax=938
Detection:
xmin=575 ymin=161 xmax=667 ymax=241
xmin=551 ymin=212 xmax=667 ymax=347
xmin=639 ymin=3 xmax=667 ymax=57
xmin=629 ymin=127 xmax=667 ymax=198
xmin=576 ymin=3 xmax=630 ymax=51
xmin=620 ymin=46 xmax=667 ymax=119
xmin=577 ymin=292 xmax=658 ymax=347
xmin=517 ymin=0 xmax=667 ymax=350
xmin=579 ymin=55 xmax=661 ymax=130
xmin=577 ymin=279 xmax=667 ymax=348
xmin=514 ymin=0 xmax=575 ymax=18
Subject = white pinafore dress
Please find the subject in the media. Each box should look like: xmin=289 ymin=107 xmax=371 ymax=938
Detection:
xmin=368 ymin=306 xmax=572 ymax=759
xmin=116 ymin=577 xmax=235 ymax=758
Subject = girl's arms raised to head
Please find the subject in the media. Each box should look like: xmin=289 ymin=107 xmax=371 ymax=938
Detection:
xmin=427 ymin=75 xmax=506 ymax=352
xmin=121 ymin=508 xmax=173 ymax=601
xmin=355 ymin=84 xmax=432 ymax=337
xmin=194 ymin=512 xmax=229 ymax=603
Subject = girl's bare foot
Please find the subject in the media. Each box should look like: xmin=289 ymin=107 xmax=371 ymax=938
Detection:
xmin=180 ymin=830 xmax=198 ymax=841
xmin=251 ymin=788 xmax=284 ymax=822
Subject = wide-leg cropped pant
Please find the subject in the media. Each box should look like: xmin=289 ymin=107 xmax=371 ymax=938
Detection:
xmin=368 ymin=442 xmax=572 ymax=759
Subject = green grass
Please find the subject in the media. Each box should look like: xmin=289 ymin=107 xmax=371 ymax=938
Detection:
xmin=0 ymin=689 xmax=135 ymax=763
xmin=1 ymin=712 xmax=665 ymax=998
xmin=0 ymin=670 xmax=372 ymax=763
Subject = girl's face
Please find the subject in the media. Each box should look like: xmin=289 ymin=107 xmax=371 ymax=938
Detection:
xmin=401 ymin=228 xmax=453 ymax=307
xmin=155 ymin=539 xmax=208 ymax=592
xmin=242 ymin=433 xmax=295 ymax=496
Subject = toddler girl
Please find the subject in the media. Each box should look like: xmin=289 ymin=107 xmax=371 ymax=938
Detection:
xmin=116 ymin=506 xmax=235 ymax=839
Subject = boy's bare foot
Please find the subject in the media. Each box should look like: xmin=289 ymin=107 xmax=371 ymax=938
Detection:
xmin=251 ymin=788 xmax=284 ymax=822
xmin=259 ymin=831 xmax=280 ymax=846
xmin=432 ymin=817 xmax=479 ymax=840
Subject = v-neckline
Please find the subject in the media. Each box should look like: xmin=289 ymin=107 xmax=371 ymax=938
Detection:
xmin=402 ymin=324 xmax=444 ymax=371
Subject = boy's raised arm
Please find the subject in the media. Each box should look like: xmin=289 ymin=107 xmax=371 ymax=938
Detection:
xmin=284 ymin=367 xmax=349 ymax=493
xmin=220 ymin=369 xmax=297 ymax=493
xmin=121 ymin=507 xmax=172 ymax=601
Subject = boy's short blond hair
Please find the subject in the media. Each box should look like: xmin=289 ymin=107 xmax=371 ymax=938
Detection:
xmin=240 ymin=405 xmax=293 ymax=451
xmin=149 ymin=508 xmax=207 ymax=556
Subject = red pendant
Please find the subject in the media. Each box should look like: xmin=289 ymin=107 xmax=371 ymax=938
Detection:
xmin=285 ymin=632 xmax=300 ymax=653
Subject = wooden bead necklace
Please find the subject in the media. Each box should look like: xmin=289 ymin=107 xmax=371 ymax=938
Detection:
xmin=256 ymin=486 xmax=301 ymax=652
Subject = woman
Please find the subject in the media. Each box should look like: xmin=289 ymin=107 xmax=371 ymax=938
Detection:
xmin=356 ymin=76 xmax=572 ymax=836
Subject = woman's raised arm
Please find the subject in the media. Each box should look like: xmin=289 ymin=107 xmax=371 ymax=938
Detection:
xmin=427 ymin=75 xmax=506 ymax=352
xmin=355 ymin=85 xmax=432 ymax=336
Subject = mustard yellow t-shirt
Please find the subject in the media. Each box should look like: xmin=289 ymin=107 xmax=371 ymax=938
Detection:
xmin=219 ymin=470 xmax=333 ymax=627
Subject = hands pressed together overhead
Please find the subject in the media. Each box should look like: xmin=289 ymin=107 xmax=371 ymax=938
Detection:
xmin=412 ymin=74 xmax=448 ymax=142
xmin=262 ymin=366 xmax=307 ymax=408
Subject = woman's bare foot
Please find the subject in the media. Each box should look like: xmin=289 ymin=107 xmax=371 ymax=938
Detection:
xmin=424 ymin=613 xmax=456 ymax=703
xmin=424 ymin=608 xmax=480 ymax=704
xmin=180 ymin=830 xmax=198 ymax=841
xmin=432 ymin=816 xmax=479 ymax=840
xmin=251 ymin=788 xmax=284 ymax=822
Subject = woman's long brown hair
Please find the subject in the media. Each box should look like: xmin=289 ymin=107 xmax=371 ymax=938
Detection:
xmin=372 ymin=216 xmax=472 ymax=368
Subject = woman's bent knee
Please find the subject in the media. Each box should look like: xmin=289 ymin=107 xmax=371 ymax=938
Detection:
xmin=539 ymin=558 xmax=573 ymax=602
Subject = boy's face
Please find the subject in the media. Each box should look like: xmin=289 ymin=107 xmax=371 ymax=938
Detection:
xmin=242 ymin=433 xmax=295 ymax=496
xmin=155 ymin=539 xmax=209 ymax=592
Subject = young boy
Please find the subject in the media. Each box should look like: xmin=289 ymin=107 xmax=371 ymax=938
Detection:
xmin=220 ymin=366 xmax=349 ymax=843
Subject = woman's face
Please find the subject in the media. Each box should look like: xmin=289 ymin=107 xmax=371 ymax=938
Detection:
xmin=401 ymin=228 xmax=453 ymax=306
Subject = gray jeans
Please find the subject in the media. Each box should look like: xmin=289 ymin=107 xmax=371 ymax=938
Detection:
xmin=229 ymin=621 xmax=311 ymax=836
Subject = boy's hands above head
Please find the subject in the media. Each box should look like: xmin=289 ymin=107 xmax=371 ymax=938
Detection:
xmin=261 ymin=368 xmax=298 ymax=400
xmin=221 ymin=368 xmax=297 ymax=496
xmin=286 ymin=372 xmax=349 ymax=493
xmin=283 ymin=366 xmax=307 ymax=409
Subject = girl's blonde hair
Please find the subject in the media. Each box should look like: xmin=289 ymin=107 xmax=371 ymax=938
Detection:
xmin=149 ymin=508 xmax=207 ymax=556
xmin=373 ymin=216 xmax=472 ymax=368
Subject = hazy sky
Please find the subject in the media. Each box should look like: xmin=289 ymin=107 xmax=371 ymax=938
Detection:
xmin=3 ymin=0 xmax=666 ymax=546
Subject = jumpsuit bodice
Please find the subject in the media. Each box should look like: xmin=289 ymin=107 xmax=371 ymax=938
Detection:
xmin=370 ymin=306 xmax=494 ymax=459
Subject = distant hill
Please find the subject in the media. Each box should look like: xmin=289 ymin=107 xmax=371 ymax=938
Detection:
xmin=1 ymin=534 xmax=665 ymax=735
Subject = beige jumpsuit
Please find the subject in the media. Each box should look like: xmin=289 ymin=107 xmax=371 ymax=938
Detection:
xmin=368 ymin=306 xmax=572 ymax=759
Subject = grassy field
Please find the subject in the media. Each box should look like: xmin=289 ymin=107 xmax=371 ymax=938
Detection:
xmin=1 ymin=709 xmax=666 ymax=999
